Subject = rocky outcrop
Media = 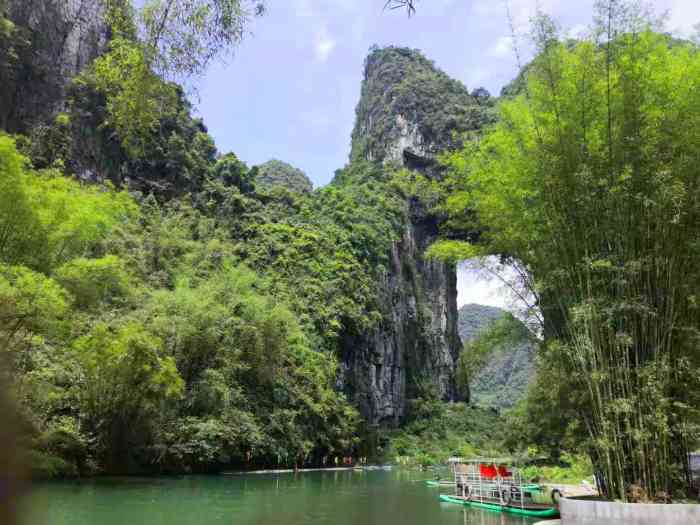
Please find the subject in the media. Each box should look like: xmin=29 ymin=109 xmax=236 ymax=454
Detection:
xmin=340 ymin=199 xmax=461 ymax=425
xmin=340 ymin=47 xmax=493 ymax=425
xmin=0 ymin=1 xmax=216 ymax=200
xmin=0 ymin=0 xmax=108 ymax=133
xmin=350 ymin=46 xmax=495 ymax=164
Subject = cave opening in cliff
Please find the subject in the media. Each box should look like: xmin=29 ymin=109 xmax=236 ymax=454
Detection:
xmin=456 ymin=256 xmax=542 ymax=336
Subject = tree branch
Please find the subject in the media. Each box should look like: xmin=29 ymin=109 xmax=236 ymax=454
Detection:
xmin=384 ymin=0 xmax=417 ymax=17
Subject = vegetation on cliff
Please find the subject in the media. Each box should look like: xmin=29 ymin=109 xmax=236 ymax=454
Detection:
xmin=0 ymin=1 xmax=416 ymax=477
xmin=350 ymin=46 xmax=496 ymax=163
xmin=2 ymin=133 xmax=374 ymax=476
xmin=456 ymin=304 xmax=535 ymax=410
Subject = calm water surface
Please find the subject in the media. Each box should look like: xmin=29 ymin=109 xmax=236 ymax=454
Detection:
xmin=23 ymin=470 xmax=540 ymax=525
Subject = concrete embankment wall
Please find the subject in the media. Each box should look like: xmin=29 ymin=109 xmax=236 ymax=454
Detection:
xmin=560 ymin=497 xmax=700 ymax=525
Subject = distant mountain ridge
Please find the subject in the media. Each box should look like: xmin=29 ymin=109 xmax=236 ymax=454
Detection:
xmin=458 ymin=303 xmax=505 ymax=343
xmin=458 ymin=303 xmax=536 ymax=410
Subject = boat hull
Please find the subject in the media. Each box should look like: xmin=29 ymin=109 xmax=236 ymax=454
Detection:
xmin=439 ymin=494 xmax=560 ymax=518
xmin=426 ymin=480 xmax=454 ymax=487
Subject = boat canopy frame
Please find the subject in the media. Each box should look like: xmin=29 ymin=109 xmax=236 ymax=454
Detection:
xmin=448 ymin=458 xmax=557 ymax=515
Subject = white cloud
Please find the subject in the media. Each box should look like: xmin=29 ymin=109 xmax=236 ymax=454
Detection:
xmin=488 ymin=35 xmax=513 ymax=58
xmin=666 ymin=0 xmax=700 ymax=37
xmin=314 ymin=28 xmax=336 ymax=62
xmin=457 ymin=258 xmax=515 ymax=310
xmin=566 ymin=22 xmax=588 ymax=39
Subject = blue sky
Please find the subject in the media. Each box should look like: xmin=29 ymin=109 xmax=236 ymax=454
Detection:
xmin=194 ymin=0 xmax=699 ymax=189
xmin=190 ymin=0 xmax=699 ymax=311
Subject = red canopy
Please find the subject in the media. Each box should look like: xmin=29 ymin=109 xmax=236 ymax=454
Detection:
xmin=497 ymin=465 xmax=512 ymax=478
xmin=479 ymin=463 xmax=498 ymax=479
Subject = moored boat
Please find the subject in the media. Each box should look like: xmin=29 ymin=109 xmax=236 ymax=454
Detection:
xmin=439 ymin=494 xmax=560 ymax=518
xmin=438 ymin=458 xmax=560 ymax=518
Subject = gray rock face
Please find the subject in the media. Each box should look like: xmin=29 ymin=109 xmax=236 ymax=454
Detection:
xmin=341 ymin=47 xmax=474 ymax=426
xmin=1 ymin=0 xmax=108 ymax=132
xmin=341 ymin=201 xmax=461 ymax=425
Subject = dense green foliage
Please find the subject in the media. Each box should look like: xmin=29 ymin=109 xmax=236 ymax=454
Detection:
xmin=385 ymin=401 xmax=504 ymax=467
xmin=1 ymin=2 xmax=418 ymax=476
xmin=255 ymin=159 xmax=313 ymax=193
xmin=457 ymin=303 xmax=504 ymax=342
xmin=2 ymin=133 xmax=377 ymax=476
xmin=383 ymin=396 xmax=593 ymax=484
xmin=436 ymin=9 xmax=700 ymax=500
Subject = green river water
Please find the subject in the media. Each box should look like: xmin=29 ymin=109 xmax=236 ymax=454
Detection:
xmin=22 ymin=470 xmax=541 ymax=525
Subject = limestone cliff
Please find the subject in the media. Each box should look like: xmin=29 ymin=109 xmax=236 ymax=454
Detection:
xmin=0 ymin=0 xmax=108 ymax=133
xmin=340 ymin=47 xmax=493 ymax=425
xmin=340 ymin=199 xmax=460 ymax=425
xmin=350 ymin=46 xmax=495 ymax=165
xmin=0 ymin=1 xmax=217 ymax=199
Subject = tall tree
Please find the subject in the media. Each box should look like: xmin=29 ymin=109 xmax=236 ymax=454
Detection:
xmin=138 ymin=0 xmax=265 ymax=80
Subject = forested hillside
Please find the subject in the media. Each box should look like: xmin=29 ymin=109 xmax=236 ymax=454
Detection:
xmin=6 ymin=0 xmax=696 ymax=504
xmin=0 ymin=0 xmax=491 ymax=477
xmin=254 ymin=159 xmax=313 ymax=193
xmin=457 ymin=304 xmax=535 ymax=410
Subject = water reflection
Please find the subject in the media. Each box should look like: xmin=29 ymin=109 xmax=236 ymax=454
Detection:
xmin=459 ymin=507 xmax=533 ymax=525
xmin=23 ymin=470 xmax=540 ymax=525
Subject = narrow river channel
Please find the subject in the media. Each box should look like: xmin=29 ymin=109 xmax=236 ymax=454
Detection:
xmin=23 ymin=470 xmax=541 ymax=525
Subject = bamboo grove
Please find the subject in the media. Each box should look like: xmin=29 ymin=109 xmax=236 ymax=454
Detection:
xmin=436 ymin=2 xmax=700 ymax=501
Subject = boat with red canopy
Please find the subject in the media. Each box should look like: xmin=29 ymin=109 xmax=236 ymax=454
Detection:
xmin=439 ymin=457 xmax=560 ymax=518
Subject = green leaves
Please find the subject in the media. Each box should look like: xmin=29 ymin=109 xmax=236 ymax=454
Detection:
xmin=438 ymin=17 xmax=700 ymax=499
xmin=425 ymin=240 xmax=481 ymax=264
xmin=0 ymin=263 xmax=69 ymax=351
xmin=90 ymin=35 xmax=178 ymax=156
xmin=73 ymin=321 xmax=184 ymax=423
xmin=0 ymin=135 xmax=136 ymax=272
xmin=55 ymin=255 xmax=131 ymax=309
xmin=139 ymin=0 xmax=263 ymax=79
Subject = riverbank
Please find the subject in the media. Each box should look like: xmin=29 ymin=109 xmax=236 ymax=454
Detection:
xmin=383 ymin=400 xmax=594 ymax=488
xmin=221 ymin=465 xmax=392 ymax=475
